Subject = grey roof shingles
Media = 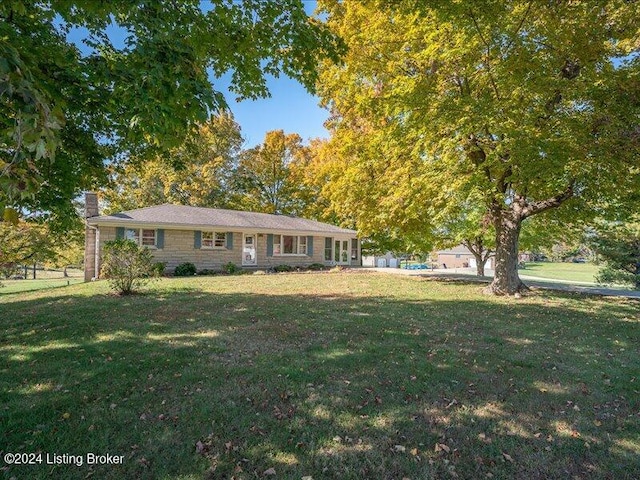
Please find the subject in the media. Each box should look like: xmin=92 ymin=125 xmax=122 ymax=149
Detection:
xmin=88 ymin=204 xmax=356 ymax=235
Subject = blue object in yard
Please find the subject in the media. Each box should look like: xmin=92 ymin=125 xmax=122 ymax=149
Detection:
xmin=404 ymin=263 xmax=429 ymax=270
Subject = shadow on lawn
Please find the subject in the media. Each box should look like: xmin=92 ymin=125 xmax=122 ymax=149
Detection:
xmin=0 ymin=285 xmax=638 ymax=479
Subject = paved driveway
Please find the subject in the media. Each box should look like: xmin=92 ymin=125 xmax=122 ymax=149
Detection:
xmin=361 ymin=267 xmax=640 ymax=299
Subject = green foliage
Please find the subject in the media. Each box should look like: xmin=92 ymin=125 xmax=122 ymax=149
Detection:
xmin=591 ymin=221 xmax=640 ymax=289
xmin=273 ymin=264 xmax=294 ymax=272
xmin=222 ymin=262 xmax=241 ymax=274
xmin=102 ymin=114 xmax=244 ymax=212
xmin=307 ymin=263 xmax=326 ymax=271
xmin=230 ymin=130 xmax=313 ymax=215
xmin=101 ymin=239 xmax=158 ymax=294
xmin=1 ymin=1 xmax=344 ymax=224
xmin=317 ymin=0 xmax=640 ymax=294
xmin=174 ymin=262 xmax=197 ymax=277
xmin=0 ymin=220 xmax=59 ymax=277
xmin=197 ymin=269 xmax=217 ymax=276
xmin=151 ymin=262 xmax=167 ymax=277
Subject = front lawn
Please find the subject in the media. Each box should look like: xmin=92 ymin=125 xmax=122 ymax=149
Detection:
xmin=519 ymin=262 xmax=600 ymax=283
xmin=0 ymin=278 xmax=84 ymax=295
xmin=1 ymin=273 xmax=638 ymax=479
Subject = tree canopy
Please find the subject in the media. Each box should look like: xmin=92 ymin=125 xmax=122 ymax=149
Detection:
xmin=0 ymin=0 xmax=343 ymax=225
xmin=591 ymin=218 xmax=640 ymax=290
xmin=102 ymin=113 xmax=243 ymax=212
xmin=231 ymin=130 xmax=311 ymax=215
xmin=317 ymin=0 xmax=640 ymax=294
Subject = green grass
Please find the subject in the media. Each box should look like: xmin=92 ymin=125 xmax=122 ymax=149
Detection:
xmin=1 ymin=273 xmax=639 ymax=479
xmin=0 ymin=278 xmax=84 ymax=295
xmin=520 ymin=262 xmax=600 ymax=283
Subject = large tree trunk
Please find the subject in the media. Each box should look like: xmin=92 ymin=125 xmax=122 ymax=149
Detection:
xmin=474 ymin=252 xmax=486 ymax=277
xmin=485 ymin=212 xmax=526 ymax=295
xmin=462 ymin=237 xmax=493 ymax=277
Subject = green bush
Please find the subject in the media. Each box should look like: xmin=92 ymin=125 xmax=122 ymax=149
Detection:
xmin=307 ymin=263 xmax=326 ymax=271
xmin=223 ymin=262 xmax=240 ymax=274
xmin=273 ymin=264 xmax=293 ymax=273
xmin=101 ymin=239 xmax=158 ymax=295
xmin=152 ymin=262 xmax=167 ymax=277
xmin=174 ymin=262 xmax=197 ymax=277
xmin=197 ymin=269 xmax=217 ymax=276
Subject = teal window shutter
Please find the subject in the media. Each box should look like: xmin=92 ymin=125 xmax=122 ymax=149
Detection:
xmin=116 ymin=227 xmax=124 ymax=239
xmin=194 ymin=230 xmax=201 ymax=249
xmin=226 ymin=232 xmax=233 ymax=250
xmin=266 ymin=234 xmax=273 ymax=257
xmin=307 ymin=236 xmax=314 ymax=256
xmin=156 ymin=229 xmax=164 ymax=249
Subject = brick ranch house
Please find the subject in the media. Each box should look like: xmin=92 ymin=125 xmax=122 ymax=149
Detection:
xmin=83 ymin=193 xmax=360 ymax=281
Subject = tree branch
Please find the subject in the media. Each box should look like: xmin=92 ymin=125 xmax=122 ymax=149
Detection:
xmin=521 ymin=183 xmax=574 ymax=219
xmin=468 ymin=9 xmax=501 ymax=100
xmin=504 ymin=1 xmax=534 ymax=53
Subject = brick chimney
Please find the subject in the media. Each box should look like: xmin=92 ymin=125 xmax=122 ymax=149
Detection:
xmin=84 ymin=192 xmax=99 ymax=281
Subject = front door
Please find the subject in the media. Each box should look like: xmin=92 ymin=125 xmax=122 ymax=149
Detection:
xmin=242 ymin=234 xmax=257 ymax=266
xmin=334 ymin=239 xmax=350 ymax=265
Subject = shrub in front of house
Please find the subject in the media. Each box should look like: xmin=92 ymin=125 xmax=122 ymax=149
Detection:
xmin=273 ymin=264 xmax=294 ymax=273
xmin=197 ymin=269 xmax=217 ymax=276
xmin=101 ymin=239 xmax=159 ymax=295
xmin=174 ymin=262 xmax=197 ymax=277
xmin=307 ymin=263 xmax=326 ymax=271
xmin=222 ymin=262 xmax=240 ymax=274
xmin=152 ymin=262 xmax=167 ymax=277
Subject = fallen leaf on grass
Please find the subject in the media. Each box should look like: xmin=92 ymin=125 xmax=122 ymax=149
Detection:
xmin=502 ymin=452 xmax=514 ymax=463
xmin=435 ymin=443 xmax=450 ymax=453
xmin=393 ymin=445 xmax=406 ymax=453
xmin=263 ymin=467 xmax=276 ymax=476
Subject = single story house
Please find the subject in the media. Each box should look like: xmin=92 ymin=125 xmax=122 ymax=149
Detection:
xmin=83 ymin=193 xmax=359 ymax=281
xmin=436 ymin=245 xmax=494 ymax=269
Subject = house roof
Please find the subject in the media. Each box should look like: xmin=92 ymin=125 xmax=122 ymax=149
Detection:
xmin=88 ymin=204 xmax=357 ymax=236
xmin=437 ymin=245 xmax=473 ymax=255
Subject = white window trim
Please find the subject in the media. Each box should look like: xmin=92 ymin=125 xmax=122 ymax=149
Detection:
xmin=125 ymin=228 xmax=158 ymax=249
xmin=273 ymin=234 xmax=308 ymax=256
xmin=201 ymin=231 xmax=227 ymax=250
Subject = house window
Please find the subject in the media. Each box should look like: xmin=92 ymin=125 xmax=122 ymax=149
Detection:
xmin=325 ymin=238 xmax=332 ymax=261
xmin=124 ymin=228 xmax=139 ymax=244
xmin=125 ymin=228 xmax=157 ymax=248
xmin=202 ymin=232 xmax=226 ymax=249
xmin=351 ymin=238 xmax=358 ymax=260
xmin=273 ymin=236 xmax=281 ymax=255
xmin=141 ymin=229 xmax=156 ymax=246
xmin=283 ymin=235 xmax=295 ymax=254
xmin=273 ymin=235 xmax=306 ymax=255
xmin=298 ymin=236 xmax=307 ymax=255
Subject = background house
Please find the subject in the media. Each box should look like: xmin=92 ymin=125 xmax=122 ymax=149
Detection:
xmin=435 ymin=245 xmax=494 ymax=269
xmin=83 ymin=193 xmax=359 ymax=280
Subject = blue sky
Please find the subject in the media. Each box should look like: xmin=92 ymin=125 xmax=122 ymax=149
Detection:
xmin=218 ymin=73 xmax=329 ymax=148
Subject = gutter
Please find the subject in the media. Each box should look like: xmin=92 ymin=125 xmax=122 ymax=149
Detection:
xmin=86 ymin=219 xmax=358 ymax=237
